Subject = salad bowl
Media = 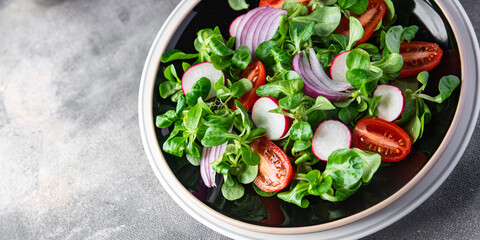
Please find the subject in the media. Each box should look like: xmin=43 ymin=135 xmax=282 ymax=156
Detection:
xmin=139 ymin=0 xmax=480 ymax=239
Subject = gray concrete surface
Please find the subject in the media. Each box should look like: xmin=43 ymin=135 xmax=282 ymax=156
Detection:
xmin=0 ymin=0 xmax=479 ymax=239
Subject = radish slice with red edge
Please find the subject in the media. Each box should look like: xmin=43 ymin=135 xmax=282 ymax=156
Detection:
xmin=200 ymin=142 xmax=228 ymax=188
xmin=251 ymin=97 xmax=291 ymax=140
xmin=292 ymin=51 xmax=349 ymax=102
xmin=330 ymin=51 xmax=351 ymax=86
xmin=373 ymin=85 xmax=405 ymax=122
xmin=181 ymin=62 xmax=224 ymax=100
xmin=229 ymin=14 xmax=245 ymax=37
xmin=312 ymin=120 xmax=352 ymax=161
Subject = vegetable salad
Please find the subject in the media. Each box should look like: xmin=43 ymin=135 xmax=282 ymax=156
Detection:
xmin=156 ymin=0 xmax=460 ymax=208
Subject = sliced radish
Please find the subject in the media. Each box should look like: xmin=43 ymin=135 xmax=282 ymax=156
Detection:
xmin=251 ymin=97 xmax=291 ymax=140
xmin=330 ymin=51 xmax=351 ymax=86
xmin=311 ymin=120 xmax=352 ymax=161
xmin=229 ymin=14 xmax=245 ymax=37
xmin=373 ymin=85 xmax=405 ymax=122
xmin=181 ymin=62 xmax=224 ymax=100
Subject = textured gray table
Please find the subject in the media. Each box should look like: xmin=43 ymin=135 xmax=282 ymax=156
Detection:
xmin=0 ymin=0 xmax=479 ymax=239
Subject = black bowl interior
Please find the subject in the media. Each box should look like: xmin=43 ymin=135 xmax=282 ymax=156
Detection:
xmin=152 ymin=0 xmax=461 ymax=227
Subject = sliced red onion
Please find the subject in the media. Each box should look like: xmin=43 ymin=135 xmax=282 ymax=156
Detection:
xmin=253 ymin=9 xmax=280 ymax=48
xmin=234 ymin=7 xmax=264 ymax=50
xmin=307 ymin=48 xmax=351 ymax=91
xmin=263 ymin=11 xmax=285 ymax=45
xmin=293 ymin=52 xmax=350 ymax=102
xmin=234 ymin=6 xmax=287 ymax=56
xmin=256 ymin=11 xmax=284 ymax=49
xmin=239 ymin=7 xmax=269 ymax=51
xmin=200 ymin=140 xmax=228 ymax=188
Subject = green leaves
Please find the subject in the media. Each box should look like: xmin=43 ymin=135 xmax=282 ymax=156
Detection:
xmin=396 ymin=72 xmax=460 ymax=142
xmin=232 ymin=46 xmax=252 ymax=70
xmin=214 ymin=77 xmax=252 ymax=100
xmin=185 ymin=77 xmax=211 ymax=106
xmin=346 ymin=69 xmax=382 ymax=96
xmin=240 ymin=145 xmax=261 ymax=165
xmin=338 ymin=0 xmax=369 ymax=15
xmin=283 ymin=0 xmax=309 ymax=16
xmin=228 ymin=0 xmax=249 ymax=11
xmin=432 ymin=75 xmax=461 ymax=103
xmin=385 ymin=25 xmax=403 ymax=54
xmin=402 ymin=25 xmax=419 ymax=42
xmin=184 ymin=104 xmax=203 ymax=130
xmin=221 ymin=178 xmax=245 ymax=201
xmin=380 ymin=25 xmax=419 ymax=55
xmin=277 ymin=182 xmax=310 ymax=208
xmin=292 ymin=6 xmax=342 ymax=37
xmin=209 ymin=37 xmax=235 ymax=57
xmin=156 ymin=110 xmax=178 ymax=128
xmin=346 ymin=48 xmax=370 ymax=70
xmin=320 ymin=148 xmax=381 ymax=202
xmin=231 ymin=78 xmax=252 ymax=98
xmin=372 ymin=53 xmax=404 ymax=79
xmin=323 ymin=148 xmax=364 ymax=187
xmin=161 ymin=49 xmax=198 ymax=63
xmin=346 ymin=17 xmax=364 ymax=51
xmin=290 ymin=21 xmax=316 ymax=53
xmin=352 ymin=148 xmax=381 ymax=183
xmin=301 ymin=95 xmax=336 ymax=116
xmin=235 ymin=162 xmax=259 ymax=184
xmin=289 ymin=122 xmax=313 ymax=140
xmin=201 ymin=126 xmax=239 ymax=147
xmin=305 ymin=170 xmax=332 ymax=196
xmin=159 ymin=81 xmax=180 ymax=99
xmin=338 ymin=105 xmax=359 ymax=125
xmin=278 ymin=148 xmax=380 ymax=207
xmin=159 ymin=64 xmax=183 ymax=101
xmin=279 ymin=93 xmax=303 ymax=110
xmin=256 ymin=71 xmax=304 ymax=98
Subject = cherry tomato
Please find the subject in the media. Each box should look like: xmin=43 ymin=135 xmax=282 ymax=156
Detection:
xmin=259 ymin=0 xmax=310 ymax=9
xmin=250 ymin=137 xmax=293 ymax=192
xmin=237 ymin=61 xmax=266 ymax=111
xmin=398 ymin=41 xmax=444 ymax=78
xmin=352 ymin=117 xmax=411 ymax=162
xmin=334 ymin=0 xmax=386 ymax=46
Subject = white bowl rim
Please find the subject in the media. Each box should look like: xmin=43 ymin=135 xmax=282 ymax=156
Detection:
xmin=138 ymin=0 xmax=480 ymax=239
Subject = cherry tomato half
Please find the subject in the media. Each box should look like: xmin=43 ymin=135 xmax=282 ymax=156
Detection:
xmin=250 ymin=137 xmax=293 ymax=192
xmin=259 ymin=0 xmax=310 ymax=8
xmin=334 ymin=0 xmax=386 ymax=46
xmin=398 ymin=41 xmax=444 ymax=78
xmin=352 ymin=117 xmax=411 ymax=162
xmin=237 ymin=61 xmax=266 ymax=111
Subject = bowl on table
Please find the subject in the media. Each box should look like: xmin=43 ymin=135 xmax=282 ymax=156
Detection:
xmin=138 ymin=0 xmax=480 ymax=239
